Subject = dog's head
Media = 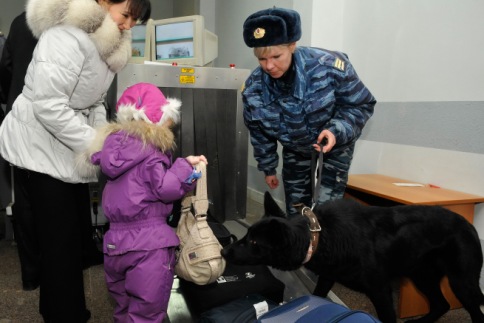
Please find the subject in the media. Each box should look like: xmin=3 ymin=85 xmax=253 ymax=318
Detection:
xmin=221 ymin=192 xmax=311 ymax=271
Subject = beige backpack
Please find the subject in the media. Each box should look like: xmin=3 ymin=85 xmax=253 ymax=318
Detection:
xmin=175 ymin=162 xmax=226 ymax=285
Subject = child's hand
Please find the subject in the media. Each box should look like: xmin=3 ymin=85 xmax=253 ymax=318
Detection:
xmin=186 ymin=155 xmax=208 ymax=166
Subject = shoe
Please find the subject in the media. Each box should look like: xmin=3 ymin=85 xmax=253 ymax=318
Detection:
xmin=42 ymin=309 xmax=91 ymax=322
xmin=83 ymin=309 xmax=91 ymax=322
xmin=22 ymin=280 xmax=40 ymax=291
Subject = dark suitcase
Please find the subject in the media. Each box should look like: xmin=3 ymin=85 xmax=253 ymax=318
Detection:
xmin=179 ymin=263 xmax=285 ymax=316
xmin=199 ymin=293 xmax=279 ymax=323
xmin=257 ymin=295 xmax=380 ymax=323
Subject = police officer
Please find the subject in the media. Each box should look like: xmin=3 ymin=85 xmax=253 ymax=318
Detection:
xmin=242 ymin=7 xmax=376 ymax=217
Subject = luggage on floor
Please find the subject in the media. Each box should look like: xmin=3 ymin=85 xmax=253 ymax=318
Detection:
xmin=179 ymin=262 xmax=285 ymax=316
xmin=257 ymin=295 xmax=381 ymax=323
xmin=199 ymin=293 xmax=278 ymax=323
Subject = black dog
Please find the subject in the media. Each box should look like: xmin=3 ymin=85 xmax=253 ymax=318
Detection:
xmin=221 ymin=192 xmax=484 ymax=323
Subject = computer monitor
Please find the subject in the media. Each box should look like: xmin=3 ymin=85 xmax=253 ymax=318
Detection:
xmin=150 ymin=15 xmax=218 ymax=66
xmin=129 ymin=19 xmax=153 ymax=64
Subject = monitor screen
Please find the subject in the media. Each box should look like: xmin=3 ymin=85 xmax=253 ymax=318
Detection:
xmin=129 ymin=19 xmax=152 ymax=64
xmin=155 ymin=21 xmax=195 ymax=60
xmin=132 ymin=24 xmax=148 ymax=57
xmin=151 ymin=15 xmax=218 ymax=67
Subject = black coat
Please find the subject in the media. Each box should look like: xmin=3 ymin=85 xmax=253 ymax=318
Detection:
xmin=0 ymin=34 xmax=5 ymax=106
xmin=0 ymin=12 xmax=38 ymax=116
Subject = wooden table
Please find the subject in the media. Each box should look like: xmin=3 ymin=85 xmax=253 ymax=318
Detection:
xmin=344 ymin=174 xmax=484 ymax=318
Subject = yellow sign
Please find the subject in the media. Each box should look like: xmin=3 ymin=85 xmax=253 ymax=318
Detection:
xmin=180 ymin=75 xmax=195 ymax=84
xmin=181 ymin=68 xmax=195 ymax=74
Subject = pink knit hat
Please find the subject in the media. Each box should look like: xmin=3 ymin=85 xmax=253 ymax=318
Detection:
xmin=116 ymin=83 xmax=181 ymax=125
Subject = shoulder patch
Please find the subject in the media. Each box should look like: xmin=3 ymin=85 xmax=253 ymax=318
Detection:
xmin=334 ymin=58 xmax=345 ymax=71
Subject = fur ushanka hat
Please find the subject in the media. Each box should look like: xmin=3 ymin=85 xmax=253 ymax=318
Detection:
xmin=243 ymin=7 xmax=301 ymax=48
xmin=116 ymin=83 xmax=181 ymax=125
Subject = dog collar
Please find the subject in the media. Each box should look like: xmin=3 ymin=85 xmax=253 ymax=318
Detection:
xmin=294 ymin=203 xmax=321 ymax=264
xmin=303 ymin=242 xmax=313 ymax=264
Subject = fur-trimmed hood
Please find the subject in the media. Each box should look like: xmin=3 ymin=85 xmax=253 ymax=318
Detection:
xmin=93 ymin=120 xmax=176 ymax=160
xmin=76 ymin=120 xmax=176 ymax=178
xmin=26 ymin=0 xmax=131 ymax=72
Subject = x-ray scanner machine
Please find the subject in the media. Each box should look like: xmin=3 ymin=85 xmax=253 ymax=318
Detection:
xmin=114 ymin=63 xmax=251 ymax=223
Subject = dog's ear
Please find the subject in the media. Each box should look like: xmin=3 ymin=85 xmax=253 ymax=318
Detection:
xmin=264 ymin=191 xmax=286 ymax=218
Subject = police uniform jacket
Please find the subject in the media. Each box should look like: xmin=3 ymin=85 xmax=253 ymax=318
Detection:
xmin=0 ymin=0 xmax=131 ymax=183
xmin=242 ymin=46 xmax=376 ymax=175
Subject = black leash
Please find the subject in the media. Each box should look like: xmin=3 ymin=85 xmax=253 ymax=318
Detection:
xmin=310 ymin=144 xmax=324 ymax=209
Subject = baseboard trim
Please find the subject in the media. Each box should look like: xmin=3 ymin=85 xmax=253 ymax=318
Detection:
xmin=247 ymin=188 xmax=286 ymax=210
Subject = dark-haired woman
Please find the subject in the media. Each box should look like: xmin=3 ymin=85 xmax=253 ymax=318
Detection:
xmin=0 ymin=0 xmax=151 ymax=321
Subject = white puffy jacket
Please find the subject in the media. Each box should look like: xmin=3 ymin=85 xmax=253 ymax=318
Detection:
xmin=0 ymin=0 xmax=131 ymax=183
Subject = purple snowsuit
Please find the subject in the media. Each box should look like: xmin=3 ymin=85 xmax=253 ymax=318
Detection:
xmin=91 ymin=123 xmax=197 ymax=323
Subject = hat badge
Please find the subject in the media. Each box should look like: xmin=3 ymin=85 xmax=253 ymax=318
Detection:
xmin=253 ymin=27 xmax=266 ymax=39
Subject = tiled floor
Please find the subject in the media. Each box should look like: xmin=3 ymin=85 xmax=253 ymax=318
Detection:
xmin=0 ymin=237 xmax=114 ymax=323
xmin=1 ymin=204 xmax=482 ymax=322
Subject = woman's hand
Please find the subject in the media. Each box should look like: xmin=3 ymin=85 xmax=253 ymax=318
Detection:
xmin=313 ymin=130 xmax=336 ymax=153
xmin=265 ymin=175 xmax=279 ymax=189
xmin=186 ymin=155 xmax=208 ymax=166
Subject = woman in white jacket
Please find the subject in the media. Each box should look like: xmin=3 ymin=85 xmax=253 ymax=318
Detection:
xmin=0 ymin=0 xmax=151 ymax=321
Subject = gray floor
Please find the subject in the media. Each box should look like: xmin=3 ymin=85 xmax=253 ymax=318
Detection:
xmin=0 ymin=217 xmax=314 ymax=323
xmin=1 ymin=205 xmax=482 ymax=322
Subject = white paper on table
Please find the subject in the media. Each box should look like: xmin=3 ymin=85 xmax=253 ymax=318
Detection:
xmin=392 ymin=183 xmax=425 ymax=187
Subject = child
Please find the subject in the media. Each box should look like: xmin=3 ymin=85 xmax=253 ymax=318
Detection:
xmin=90 ymin=82 xmax=207 ymax=322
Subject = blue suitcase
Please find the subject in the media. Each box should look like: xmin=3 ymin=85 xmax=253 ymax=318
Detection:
xmin=257 ymin=295 xmax=380 ymax=323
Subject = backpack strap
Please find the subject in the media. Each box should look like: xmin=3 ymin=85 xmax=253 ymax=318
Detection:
xmin=193 ymin=162 xmax=209 ymax=217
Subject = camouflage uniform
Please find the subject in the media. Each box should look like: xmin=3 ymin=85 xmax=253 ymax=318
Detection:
xmin=243 ymin=47 xmax=376 ymax=217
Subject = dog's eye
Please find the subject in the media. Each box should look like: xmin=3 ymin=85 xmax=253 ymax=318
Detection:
xmin=249 ymin=240 xmax=257 ymax=245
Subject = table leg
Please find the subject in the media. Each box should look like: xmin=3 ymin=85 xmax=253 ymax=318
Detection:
xmin=398 ymin=277 xmax=462 ymax=318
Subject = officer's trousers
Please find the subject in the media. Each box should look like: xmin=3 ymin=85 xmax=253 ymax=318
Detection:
xmin=281 ymin=143 xmax=355 ymax=218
